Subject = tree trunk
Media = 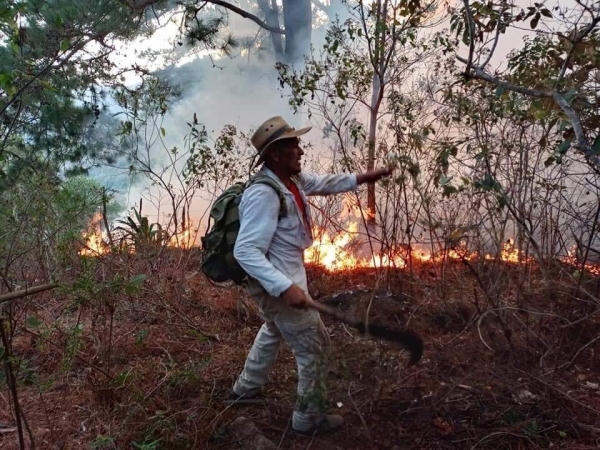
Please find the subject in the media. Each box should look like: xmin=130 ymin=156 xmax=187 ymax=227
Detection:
xmin=257 ymin=0 xmax=284 ymax=60
xmin=282 ymin=0 xmax=312 ymax=62
xmin=367 ymin=73 xmax=380 ymax=225
xmin=365 ymin=0 xmax=386 ymax=226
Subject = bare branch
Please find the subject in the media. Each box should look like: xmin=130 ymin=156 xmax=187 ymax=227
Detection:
xmin=457 ymin=54 xmax=600 ymax=171
xmin=480 ymin=15 xmax=502 ymax=69
xmin=130 ymin=0 xmax=285 ymax=34
xmin=457 ymin=56 xmax=553 ymax=98
xmin=552 ymin=93 xmax=599 ymax=166
xmin=462 ymin=0 xmax=476 ymax=75
xmin=311 ymin=0 xmax=331 ymax=16
xmin=556 ymin=15 xmax=600 ymax=84
xmin=0 ymin=283 xmax=59 ymax=304
xmin=207 ymin=0 xmax=285 ymax=34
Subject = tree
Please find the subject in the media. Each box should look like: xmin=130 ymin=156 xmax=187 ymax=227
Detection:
xmin=278 ymin=0 xmax=439 ymax=225
xmin=435 ymin=0 xmax=600 ymax=291
xmin=451 ymin=0 xmax=600 ymax=171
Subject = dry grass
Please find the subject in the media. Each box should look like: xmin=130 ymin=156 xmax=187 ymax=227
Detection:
xmin=1 ymin=249 xmax=599 ymax=449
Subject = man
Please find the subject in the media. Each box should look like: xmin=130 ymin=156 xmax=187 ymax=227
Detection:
xmin=231 ymin=116 xmax=392 ymax=434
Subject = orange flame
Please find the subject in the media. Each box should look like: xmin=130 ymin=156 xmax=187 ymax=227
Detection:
xmin=78 ymin=214 xmax=198 ymax=255
xmin=77 ymin=205 xmax=599 ymax=276
xmin=79 ymin=213 xmax=110 ymax=256
xmin=167 ymin=222 xmax=198 ymax=249
xmin=304 ymin=225 xmax=477 ymax=270
xmin=304 ymin=204 xmax=597 ymax=275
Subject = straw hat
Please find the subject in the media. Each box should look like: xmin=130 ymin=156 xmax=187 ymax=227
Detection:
xmin=251 ymin=116 xmax=311 ymax=167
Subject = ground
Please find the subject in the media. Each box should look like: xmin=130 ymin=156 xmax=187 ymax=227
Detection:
xmin=1 ymin=249 xmax=599 ymax=449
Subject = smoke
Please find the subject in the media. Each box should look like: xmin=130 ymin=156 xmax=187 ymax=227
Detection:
xmin=84 ymin=1 xmax=598 ymax=261
xmin=88 ymin=2 xmax=335 ymax=236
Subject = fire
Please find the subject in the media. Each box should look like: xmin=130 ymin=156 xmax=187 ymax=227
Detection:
xmin=304 ymin=217 xmax=596 ymax=274
xmin=304 ymin=225 xmax=479 ymax=270
xmin=77 ymin=204 xmax=599 ymax=276
xmin=79 ymin=213 xmax=110 ymax=256
xmin=564 ymin=245 xmax=600 ymax=276
xmin=484 ymin=238 xmax=533 ymax=264
xmin=167 ymin=223 xmax=197 ymax=249
xmin=78 ymin=213 xmax=198 ymax=256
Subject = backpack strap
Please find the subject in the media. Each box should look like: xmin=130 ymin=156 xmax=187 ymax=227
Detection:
xmin=246 ymin=175 xmax=288 ymax=219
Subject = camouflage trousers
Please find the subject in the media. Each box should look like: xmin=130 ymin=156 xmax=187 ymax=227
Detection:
xmin=232 ymin=282 xmax=331 ymax=431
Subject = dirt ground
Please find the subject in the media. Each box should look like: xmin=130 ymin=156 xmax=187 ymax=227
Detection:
xmin=1 ymin=251 xmax=599 ymax=449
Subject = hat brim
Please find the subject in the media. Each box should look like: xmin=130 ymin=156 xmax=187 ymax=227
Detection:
xmin=254 ymin=126 xmax=312 ymax=168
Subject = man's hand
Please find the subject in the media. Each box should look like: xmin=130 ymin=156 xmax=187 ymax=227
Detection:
xmin=281 ymin=284 xmax=310 ymax=309
xmin=356 ymin=166 xmax=394 ymax=185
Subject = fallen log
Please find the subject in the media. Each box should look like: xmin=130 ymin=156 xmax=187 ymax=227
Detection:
xmin=0 ymin=283 xmax=59 ymax=304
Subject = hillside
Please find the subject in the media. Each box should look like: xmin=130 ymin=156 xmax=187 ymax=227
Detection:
xmin=1 ymin=249 xmax=599 ymax=449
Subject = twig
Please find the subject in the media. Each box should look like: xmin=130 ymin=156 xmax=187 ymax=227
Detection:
xmin=480 ymin=16 xmax=502 ymax=69
xmin=458 ymin=56 xmax=553 ymax=98
xmin=476 ymin=312 xmax=495 ymax=352
xmin=277 ymin=417 xmax=290 ymax=449
xmin=196 ymin=0 xmax=285 ymax=34
xmin=347 ymin=383 xmax=373 ymax=444
xmin=305 ymin=429 xmax=317 ymax=449
xmin=102 ymin=188 xmax=115 ymax=249
xmin=577 ymin=422 xmax=600 ymax=436
xmin=457 ymin=383 xmax=482 ymax=394
xmin=21 ymin=328 xmax=166 ymax=407
xmin=519 ymin=370 xmax=600 ymax=417
xmin=469 ymin=431 xmax=533 ymax=449
xmin=559 ymin=334 xmax=600 ymax=370
xmin=552 ymin=93 xmax=599 ymax=167
xmin=555 ymin=15 xmax=600 ymax=84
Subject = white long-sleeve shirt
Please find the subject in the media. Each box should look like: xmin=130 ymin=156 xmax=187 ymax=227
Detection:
xmin=233 ymin=165 xmax=358 ymax=297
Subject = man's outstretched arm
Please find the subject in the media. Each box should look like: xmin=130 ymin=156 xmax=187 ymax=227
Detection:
xmin=300 ymin=166 xmax=394 ymax=196
xmin=356 ymin=167 xmax=394 ymax=185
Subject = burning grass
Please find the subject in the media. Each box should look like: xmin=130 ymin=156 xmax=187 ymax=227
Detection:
xmin=1 ymin=249 xmax=600 ymax=449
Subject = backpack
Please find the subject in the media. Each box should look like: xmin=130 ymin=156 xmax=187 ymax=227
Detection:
xmin=200 ymin=175 xmax=287 ymax=284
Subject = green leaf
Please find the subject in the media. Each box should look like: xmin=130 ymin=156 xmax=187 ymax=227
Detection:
xmin=557 ymin=139 xmax=572 ymax=155
xmin=494 ymin=84 xmax=506 ymax=98
xmin=563 ymin=89 xmax=577 ymax=102
xmin=113 ymin=369 xmax=133 ymax=387
xmin=54 ymin=15 xmax=63 ymax=30
xmin=558 ymin=430 xmax=567 ymax=438
xmin=407 ymin=162 xmax=420 ymax=178
xmin=60 ymin=39 xmax=70 ymax=52
xmin=540 ymin=9 xmax=552 ymax=18
xmin=530 ymin=14 xmax=539 ymax=29
xmin=462 ymin=25 xmax=470 ymax=46
xmin=592 ymin=135 xmax=600 ymax=154
xmin=160 ymin=127 xmax=166 ymax=137
xmin=442 ymin=184 xmax=458 ymax=197
xmin=0 ymin=72 xmax=12 ymax=88
xmin=26 ymin=316 xmax=43 ymax=328
xmin=474 ymin=173 xmax=501 ymax=191
xmin=125 ymin=274 xmax=146 ymax=295
xmin=440 ymin=175 xmax=453 ymax=186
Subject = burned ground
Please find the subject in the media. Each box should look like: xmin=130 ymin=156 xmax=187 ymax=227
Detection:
xmin=1 ymin=250 xmax=599 ymax=449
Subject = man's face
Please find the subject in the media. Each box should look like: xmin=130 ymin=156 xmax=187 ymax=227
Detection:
xmin=271 ymin=138 xmax=304 ymax=175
